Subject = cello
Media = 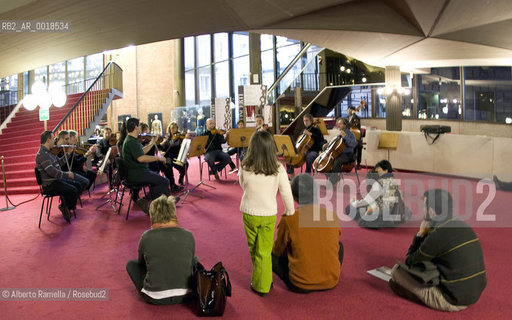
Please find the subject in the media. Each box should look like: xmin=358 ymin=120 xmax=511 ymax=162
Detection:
xmin=313 ymin=135 xmax=346 ymax=173
xmin=285 ymin=132 xmax=314 ymax=168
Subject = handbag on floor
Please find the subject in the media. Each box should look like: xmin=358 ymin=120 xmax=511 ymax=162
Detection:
xmin=195 ymin=261 xmax=232 ymax=317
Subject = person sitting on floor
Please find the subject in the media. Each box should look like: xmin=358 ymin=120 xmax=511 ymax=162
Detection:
xmin=272 ymin=173 xmax=343 ymax=293
xmin=493 ymin=175 xmax=512 ymax=191
xmin=345 ymin=160 xmax=410 ymax=229
xmin=389 ymin=189 xmax=487 ymax=312
xmin=126 ymin=195 xmax=199 ymax=305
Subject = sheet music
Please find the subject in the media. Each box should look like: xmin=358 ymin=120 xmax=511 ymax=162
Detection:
xmin=98 ymin=147 xmax=112 ymax=174
xmin=367 ymin=266 xmax=392 ymax=282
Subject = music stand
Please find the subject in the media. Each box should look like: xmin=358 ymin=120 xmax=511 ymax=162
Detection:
xmin=378 ymin=132 xmax=399 ymax=165
xmin=274 ymin=135 xmax=297 ymax=160
xmin=313 ymin=118 xmax=329 ymax=135
xmin=179 ymin=135 xmax=215 ymax=204
xmin=96 ymin=146 xmax=120 ymax=212
xmin=227 ymin=128 xmax=256 ymax=183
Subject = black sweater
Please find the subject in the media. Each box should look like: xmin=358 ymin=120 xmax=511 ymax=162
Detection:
xmin=405 ymin=219 xmax=486 ymax=306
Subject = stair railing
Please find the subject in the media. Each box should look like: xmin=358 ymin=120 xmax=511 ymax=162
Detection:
xmin=52 ymin=62 xmax=123 ymax=135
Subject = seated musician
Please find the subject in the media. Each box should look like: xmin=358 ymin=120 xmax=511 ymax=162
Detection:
xmin=140 ymin=122 xmax=183 ymax=193
xmin=55 ymin=130 xmax=91 ymax=193
xmin=348 ymin=102 xmax=363 ymax=170
xmin=255 ymin=114 xmax=271 ymax=133
xmin=201 ymin=118 xmax=232 ymax=180
xmin=226 ymin=119 xmax=247 ymax=173
xmin=122 ymin=118 xmax=170 ymax=214
xmin=158 ymin=122 xmax=188 ymax=189
xmin=287 ymin=114 xmax=325 ymax=177
xmin=36 ymin=131 xmax=82 ymax=223
xmin=67 ymin=130 xmax=98 ymax=191
xmin=94 ymin=127 xmax=112 ymax=166
xmin=327 ymin=118 xmax=357 ymax=186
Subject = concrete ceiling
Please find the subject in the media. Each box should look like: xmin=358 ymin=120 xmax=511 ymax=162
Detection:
xmin=1 ymin=0 xmax=512 ymax=78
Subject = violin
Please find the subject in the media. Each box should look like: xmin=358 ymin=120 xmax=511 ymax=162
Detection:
xmin=50 ymin=144 xmax=71 ymax=155
xmin=209 ymin=128 xmax=226 ymax=136
xmin=172 ymin=132 xmax=186 ymax=140
xmin=109 ymin=134 xmax=118 ymax=146
xmin=138 ymin=133 xmax=164 ymax=144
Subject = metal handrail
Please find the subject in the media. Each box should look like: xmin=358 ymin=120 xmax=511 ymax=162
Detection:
xmin=267 ymin=43 xmax=311 ymax=97
xmin=52 ymin=62 xmax=123 ymax=133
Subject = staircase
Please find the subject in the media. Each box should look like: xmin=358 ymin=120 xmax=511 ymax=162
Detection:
xmin=0 ymin=96 xmax=79 ymax=194
xmin=0 ymin=62 xmax=123 ymax=195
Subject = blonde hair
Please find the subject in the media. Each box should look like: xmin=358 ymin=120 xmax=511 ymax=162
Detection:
xmin=241 ymin=130 xmax=279 ymax=175
xmin=149 ymin=195 xmax=178 ymax=224
xmin=167 ymin=122 xmax=178 ymax=135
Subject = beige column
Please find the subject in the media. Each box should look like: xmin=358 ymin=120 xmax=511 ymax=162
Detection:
xmin=385 ymin=66 xmax=402 ymax=131
xmin=249 ymin=33 xmax=261 ymax=85
xmin=174 ymin=39 xmax=185 ymax=107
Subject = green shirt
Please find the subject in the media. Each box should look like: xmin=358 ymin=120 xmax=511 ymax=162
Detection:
xmin=122 ymin=135 xmax=148 ymax=181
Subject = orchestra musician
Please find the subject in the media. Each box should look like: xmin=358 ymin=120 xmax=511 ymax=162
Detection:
xmin=55 ymin=130 xmax=91 ymax=193
xmin=35 ymin=131 xmax=82 ymax=223
xmin=348 ymin=100 xmax=364 ymax=170
xmin=326 ymin=118 xmax=357 ymax=186
xmin=226 ymin=119 xmax=247 ymax=174
xmin=94 ymin=127 xmax=112 ymax=166
xmin=67 ymin=130 xmax=98 ymax=191
xmin=158 ymin=122 xmax=189 ymax=190
xmin=139 ymin=122 xmax=183 ymax=193
xmin=286 ymin=114 xmax=325 ymax=178
xmin=122 ymin=117 xmax=170 ymax=214
xmin=201 ymin=118 xmax=232 ymax=180
xmin=255 ymin=114 xmax=271 ymax=133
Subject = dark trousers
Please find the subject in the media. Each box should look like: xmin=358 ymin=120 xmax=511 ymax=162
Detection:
xmin=271 ymin=241 xmax=344 ymax=293
xmin=355 ymin=142 xmax=363 ymax=166
xmin=204 ymin=150 xmax=231 ymax=173
xmin=43 ymin=179 xmax=80 ymax=210
xmin=75 ymin=169 xmax=97 ymax=191
xmin=133 ymin=170 xmax=170 ymax=200
xmin=126 ymin=260 xmax=187 ymax=305
xmin=286 ymin=150 xmax=319 ymax=174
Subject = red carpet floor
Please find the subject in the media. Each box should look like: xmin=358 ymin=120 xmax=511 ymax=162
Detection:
xmin=0 ymin=167 xmax=511 ymax=319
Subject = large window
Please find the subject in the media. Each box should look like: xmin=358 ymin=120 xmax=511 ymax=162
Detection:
xmin=185 ymin=70 xmax=195 ymax=105
xmin=214 ymin=33 xmax=229 ymax=62
xmin=233 ymin=32 xmax=249 ymax=58
xmin=196 ymin=35 xmax=211 ymax=67
xmin=34 ymin=66 xmax=48 ymax=87
xmin=215 ymin=61 xmax=229 ymax=98
xmin=86 ymin=53 xmax=103 ymax=80
xmin=67 ymin=57 xmax=85 ymax=93
xmin=233 ymin=56 xmax=250 ymax=107
xmin=417 ymin=68 xmax=461 ymax=120
xmin=464 ymin=66 xmax=512 ymax=123
xmin=49 ymin=62 xmax=66 ymax=90
xmin=184 ymin=37 xmax=195 ymax=70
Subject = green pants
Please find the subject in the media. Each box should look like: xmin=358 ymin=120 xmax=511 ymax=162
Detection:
xmin=242 ymin=213 xmax=277 ymax=293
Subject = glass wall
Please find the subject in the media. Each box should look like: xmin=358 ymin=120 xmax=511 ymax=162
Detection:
xmin=464 ymin=66 xmax=512 ymax=123
xmin=417 ymin=67 xmax=461 ymax=120
xmin=49 ymin=62 xmax=66 ymax=90
xmin=67 ymin=57 xmax=85 ymax=93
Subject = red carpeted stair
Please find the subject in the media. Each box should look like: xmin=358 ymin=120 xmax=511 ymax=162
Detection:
xmin=0 ymin=93 xmax=82 ymax=195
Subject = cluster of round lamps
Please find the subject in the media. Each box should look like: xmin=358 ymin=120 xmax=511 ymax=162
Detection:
xmin=22 ymin=81 xmax=66 ymax=111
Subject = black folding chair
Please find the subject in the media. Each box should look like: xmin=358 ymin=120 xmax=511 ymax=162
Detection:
xmin=34 ymin=168 xmax=60 ymax=228
xmin=115 ymin=158 xmax=150 ymax=220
